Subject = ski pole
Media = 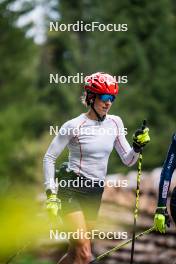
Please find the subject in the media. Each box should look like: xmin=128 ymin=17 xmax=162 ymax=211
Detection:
xmin=5 ymin=242 xmax=30 ymax=264
xmin=89 ymin=226 xmax=155 ymax=264
xmin=130 ymin=120 xmax=147 ymax=264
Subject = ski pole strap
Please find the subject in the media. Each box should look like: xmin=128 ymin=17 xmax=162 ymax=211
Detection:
xmin=89 ymin=226 xmax=155 ymax=264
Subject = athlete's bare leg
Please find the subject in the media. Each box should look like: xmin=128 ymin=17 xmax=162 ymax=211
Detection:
xmin=57 ymin=211 xmax=93 ymax=264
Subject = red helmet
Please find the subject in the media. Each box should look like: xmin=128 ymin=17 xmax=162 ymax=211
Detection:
xmin=84 ymin=72 xmax=119 ymax=95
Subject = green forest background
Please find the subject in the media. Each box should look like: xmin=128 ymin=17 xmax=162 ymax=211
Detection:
xmin=0 ymin=0 xmax=176 ymax=263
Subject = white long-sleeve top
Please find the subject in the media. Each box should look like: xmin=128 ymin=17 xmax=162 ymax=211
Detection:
xmin=43 ymin=113 xmax=139 ymax=192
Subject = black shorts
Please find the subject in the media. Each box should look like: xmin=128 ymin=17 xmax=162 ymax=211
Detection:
xmin=170 ymin=186 xmax=176 ymax=224
xmin=55 ymin=163 xmax=104 ymax=221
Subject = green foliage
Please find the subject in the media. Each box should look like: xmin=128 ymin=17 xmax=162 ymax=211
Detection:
xmin=13 ymin=254 xmax=54 ymax=264
xmin=0 ymin=0 xmax=50 ymax=191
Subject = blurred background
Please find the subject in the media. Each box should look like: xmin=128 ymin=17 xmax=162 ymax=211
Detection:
xmin=0 ymin=0 xmax=176 ymax=263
